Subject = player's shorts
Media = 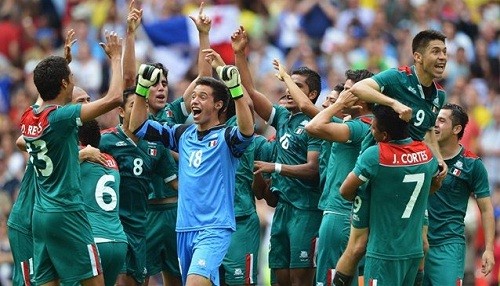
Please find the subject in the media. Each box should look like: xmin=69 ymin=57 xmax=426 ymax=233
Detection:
xmin=32 ymin=210 xmax=102 ymax=285
xmin=316 ymin=212 xmax=359 ymax=286
xmin=146 ymin=203 xmax=180 ymax=277
xmin=351 ymin=185 xmax=370 ymax=229
xmin=96 ymin=241 xmax=128 ymax=286
xmin=120 ymin=227 xmax=147 ymax=284
xmin=423 ymin=243 xmax=465 ymax=286
xmin=222 ymin=212 xmax=260 ymax=285
xmin=364 ymin=256 xmax=421 ymax=286
xmin=177 ymin=228 xmax=232 ymax=286
xmin=269 ymin=199 xmax=322 ymax=269
xmin=7 ymin=227 xmax=34 ymax=286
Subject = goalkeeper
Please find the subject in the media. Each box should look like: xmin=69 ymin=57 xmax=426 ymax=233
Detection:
xmin=129 ymin=63 xmax=254 ymax=286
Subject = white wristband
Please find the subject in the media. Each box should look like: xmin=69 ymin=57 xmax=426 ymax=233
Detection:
xmin=274 ymin=163 xmax=282 ymax=174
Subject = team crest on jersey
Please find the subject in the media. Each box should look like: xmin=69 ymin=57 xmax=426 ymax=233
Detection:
xmin=208 ymin=140 xmax=218 ymax=147
xmin=166 ymin=109 xmax=173 ymax=117
xmin=454 ymin=160 xmax=463 ymax=168
xmin=148 ymin=148 xmax=157 ymax=156
xmin=452 ymin=168 xmax=461 ymax=177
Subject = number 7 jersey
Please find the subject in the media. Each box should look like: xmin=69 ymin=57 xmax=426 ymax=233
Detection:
xmin=354 ymin=138 xmax=438 ymax=259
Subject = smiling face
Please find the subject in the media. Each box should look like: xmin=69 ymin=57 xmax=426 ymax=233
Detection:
xmin=191 ymin=84 xmax=223 ymax=131
xmin=434 ymin=109 xmax=456 ymax=144
xmin=147 ymin=72 xmax=168 ymax=114
xmin=415 ymin=39 xmax=447 ymax=83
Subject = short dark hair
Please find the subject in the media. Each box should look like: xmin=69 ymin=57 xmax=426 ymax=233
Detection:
xmin=195 ymin=77 xmax=229 ymax=116
xmin=333 ymin=83 xmax=344 ymax=93
xmin=291 ymin=67 xmax=321 ymax=103
xmin=122 ymin=86 xmax=136 ymax=108
xmin=345 ymin=69 xmax=374 ymax=110
xmin=78 ymin=119 xmax=101 ymax=148
xmin=412 ymin=30 xmax=447 ymax=54
xmin=345 ymin=69 xmax=374 ymax=83
xmin=33 ymin=56 xmax=71 ymax=101
xmin=441 ymin=103 xmax=468 ymax=140
xmin=151 ymin=62 xmax=168 ymax=83
xmin=372 ymin=104 xmax=409 ymax=140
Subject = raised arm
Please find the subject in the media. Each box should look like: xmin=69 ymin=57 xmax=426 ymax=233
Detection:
xmin=350 ymin=78 xmax=412 ymax=121
xmin=64 ymin=29 xmax=76 ymax=64
xmin=305 ymin=89 xmax=359 ymax=142
xmin=232 ymin=26 xmax=273 ymax=121
xmin=80 ymin=32 xmax=123 ymax=122
xmin=273 ymin=59 xmax=320 ymax=118
xmin=129 ymin=64 xmax=161 ymax=131
xmin=182 ymin=2 xmax=213 ymax=111
xmin=123 ymin=0 xmax=143 ymax=89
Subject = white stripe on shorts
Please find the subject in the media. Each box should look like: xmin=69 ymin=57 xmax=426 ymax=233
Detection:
xmin=87 ymin=244 xmax=100 ymax=276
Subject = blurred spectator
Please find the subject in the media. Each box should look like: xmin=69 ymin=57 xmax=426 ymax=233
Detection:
xmin=0 ymin=149 xmax=19 ymax=201
xmin=272 ymin=0 xmax=301 ymax=54
xmin=442 ymin=19 xmax=475 ymax=62
xmin=69 ymin=40 xmax=103 ymax=100
xmin=335 ymin=0 xmax=374 ymax=33
xmin=297 ymin=0 xmax=337 ymax=50
xmin=0 ymin=11 xmax=21 ymax=65
xmin=444 ymin=46 xmax=470 ymax=88
xmin=479 ymin=100 xmax=500 ymax=190
xmin=0 ymin=210 xmax=12 ymax=286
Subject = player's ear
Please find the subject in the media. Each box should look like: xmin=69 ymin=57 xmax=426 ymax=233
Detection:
xmin=452 ymin=124 xmax=462 ymax=136
xmin=214 ymin=100 xmax=223 ymax=110
xmin=413 ymin=51 xmax=423 ymax=64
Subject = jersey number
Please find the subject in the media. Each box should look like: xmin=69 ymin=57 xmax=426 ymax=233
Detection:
xmin=133 ymin=158 xmax=143 ymax=175
xmin=26 ymin=140 xmax=53 ymax=177
xmin=401 ymin=173 xmax=424 ymax=218
xmin=95 ymin=174 xmax=117 ymax=211
xmin=279 ymin=133 xmax=291 ymax=150
xmin=189 ymin=150 xmax=203 ymax=168
xmin=413 ymin=110 xmax=425 ymax=127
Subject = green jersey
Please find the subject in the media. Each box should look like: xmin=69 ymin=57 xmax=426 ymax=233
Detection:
xmin=254 ymin=135 xmax=275 ymax=162
xmin=318 ymin=115 xmax=373 ymax=212
xmin=7 ymin=162 xmax=35 ymax=234
xmin=149 ymin=147 xmax=178 ymax=199
xmin=354 ymin=138 xmax=438 ymax=259
xmin=427 ymin=147 xmax=490 ymax=246
xmin=149 ymin=97 xmax=190 ymax=126
xmin=80 ymin=154 xmax=127 ymax=243
xmin=20 ymin=104 xmax=83 ymax=212
xmin=268 ymin=105 xmax=322 ymax=210
xmin=226 ymin=116 xmax=256 ymax=217
xmin=99 ymin=126 xmax=168 ymax=229
xmin=372 ymin=65 xmax=446 ymax=141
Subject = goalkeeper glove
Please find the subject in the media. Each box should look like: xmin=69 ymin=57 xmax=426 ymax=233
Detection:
xmin=216 ymin=65 xmax=243 ymax=100
xmin=135 ymin=64 xmax=161 ymax=98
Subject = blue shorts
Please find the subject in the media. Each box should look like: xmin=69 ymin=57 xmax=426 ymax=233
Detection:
xmin=177 ymin=228 xmax=232 ymax=286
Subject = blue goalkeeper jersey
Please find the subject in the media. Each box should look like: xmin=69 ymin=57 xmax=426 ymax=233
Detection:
xmin=135 ymin=120 xmax=253 ymax=231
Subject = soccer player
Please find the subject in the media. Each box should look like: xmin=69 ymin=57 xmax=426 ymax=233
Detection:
xmin=78 ymin=119 xmax=128 ymax=286
xmin=339 ymin=104 xmax=441 ymax=285
xmin=99 ymin=87 xmax=177 ymax=286
xmin=19 ymin=31 xmax=123 ymax=286
xmin=305 ymin=69 xmax=374 ymax=286
xmin=233 ymin=27 xmax=322 ymax=285
xmin=129 ymin=64 xmax=254 ymax=286
xmin=332 ymin=29 xmax=449 ymax=285
xmin=424 ymin=103 xmax=495 ymax=285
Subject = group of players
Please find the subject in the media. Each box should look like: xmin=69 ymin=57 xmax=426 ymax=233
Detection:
xmin=5 ymin=0 xmax=496 ymax=286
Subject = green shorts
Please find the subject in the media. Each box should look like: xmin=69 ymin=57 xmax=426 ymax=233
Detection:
xmin=222 ymin=212 xmax=260 ymax=285
xmin=269 ymin=200 xmax=322 ymax=269
xmin=364 ymin=256 xmax=420 ymax=285
xmin=120 ymin=229 xmax=147 ymax=284
xmin=97 ymin=241 xmax=128 ymax=286
xmin=146 ymin=203 xmax=180 ymax=277
xmin=32 ymin=210 xmax=101 ymax=285
xmin=316 ymin=212 xmax=359 ymax=286
xmin=424 ymin=243 xmax=465 ymax=286
xmin=7 ymin=227 xmax=34 ymax=286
